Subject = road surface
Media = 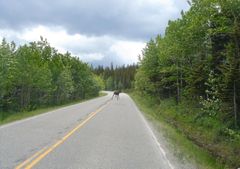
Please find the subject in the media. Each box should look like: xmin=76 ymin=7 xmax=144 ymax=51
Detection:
xmin=0 ymin=92 xmax=174 ymax=169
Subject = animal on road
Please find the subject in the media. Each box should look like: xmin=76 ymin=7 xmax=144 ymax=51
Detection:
xmin=112 ymin=90 xmax=121 ymax=100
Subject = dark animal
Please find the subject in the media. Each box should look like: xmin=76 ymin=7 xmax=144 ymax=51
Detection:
xmin=112 ymin=90 xmax=121 ymax=100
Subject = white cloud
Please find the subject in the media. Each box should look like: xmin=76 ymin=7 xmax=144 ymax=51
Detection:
xmin=0 ymin=0 xmax=189 ymax=65
xmin=78 ymin=52 xmax=105 ymax=62
xmin=110 ymin=41 xmax=145 ymax=64
xmin=0 ymin=25 xmax=145 ymax=65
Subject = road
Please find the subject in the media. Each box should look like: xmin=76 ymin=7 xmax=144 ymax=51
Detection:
xmin=0 ymin=92 xmax=174 ymax=169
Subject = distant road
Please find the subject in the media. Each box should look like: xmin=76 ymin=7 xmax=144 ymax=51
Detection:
xmin=0 ymin=92 xmax=174 ymax=169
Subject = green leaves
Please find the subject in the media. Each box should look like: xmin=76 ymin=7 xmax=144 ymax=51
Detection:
xmin=135 ymin=0 xmax=240 ymax=126
xmin=93 ymin=64 xmax=137 ymax=91
xmin=0 ymin=39 xmax=17 ymax=97
xmin=0 ymin=38 xmax=102 ymax=112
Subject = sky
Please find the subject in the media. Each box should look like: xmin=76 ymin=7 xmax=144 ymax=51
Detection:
xmin=0 ymin=0 xmax=189 ymax=66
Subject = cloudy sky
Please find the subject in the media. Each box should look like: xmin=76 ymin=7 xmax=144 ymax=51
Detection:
xmin=0 ymin=0 xmax=189 ymax=66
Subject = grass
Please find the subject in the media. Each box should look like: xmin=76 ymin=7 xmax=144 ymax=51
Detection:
xmin=129 ymin=92 xmax=235 ymax=169
xmin=0 ymin=92 xmax=107 ymax=126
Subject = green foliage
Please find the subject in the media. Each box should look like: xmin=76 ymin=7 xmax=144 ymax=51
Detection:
xmin=55 ymin=68 xmax=74 ymax=103
xmin=106 ymin=77 xmax=114 ymax=90
xmin=200 ymin=71 xmax=221 ymax=117
xmin=218 ymin=127 xmax=240 ymax=141
xmin=0 ymin=38 xmax=102 ymax=117
xmin=134 ymin=1 xmax=240 ymax=167
xmin=135 ymin=0 xmax=240 ymax=126
xmin=0 ymin=39 xmax=17 ymax=110
xmin=93 ymin=75 xmax=105 ymax=91
xmin=94 ymin=64 xmax=137 ymax=91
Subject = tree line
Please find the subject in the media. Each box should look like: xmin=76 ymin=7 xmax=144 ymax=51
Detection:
xmin=93 ymin=64 xmax=137 ymax=91
xmin=135 ymin=0 xmax=240 ymax=128
xmin=0 ymin=37 xmax=103 ymax=117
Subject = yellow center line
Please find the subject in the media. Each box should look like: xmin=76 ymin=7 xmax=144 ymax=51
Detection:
xmin=15 ymin=101 xmax=109 ymax=169
xmin=15 ymin=147 xmax=47 ymax=169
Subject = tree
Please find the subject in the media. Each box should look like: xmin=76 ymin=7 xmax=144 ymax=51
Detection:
xmin=134 ymin=0 xmax=240 ymax=127
xmin=0 ymin=37 xmax=103 ymax=115
xmin=0 ymin=39 xmax=17 ymax=113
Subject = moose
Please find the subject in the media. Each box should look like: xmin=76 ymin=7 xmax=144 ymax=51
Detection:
xmin=112 ymin=90 xmax=121 ymax=100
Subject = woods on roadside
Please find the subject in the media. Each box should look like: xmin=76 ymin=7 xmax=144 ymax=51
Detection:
xmin=0 ymin=37 xmax=103 ymax=118
xmin=134 ymin=0 xmax=240 ymax=167
xmin=93 ymin=64 xmax=137 ymax=91
xmin=136 ymin=0 xmax=240 ymax=129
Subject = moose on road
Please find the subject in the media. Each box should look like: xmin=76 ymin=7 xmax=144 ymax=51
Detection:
xmin=112 ymin=90 xmax=121 ymax=100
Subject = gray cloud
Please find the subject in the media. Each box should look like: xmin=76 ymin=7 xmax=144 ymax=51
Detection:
xmin=0 ymin=0 xmax=189 ymax=40
xmin=0 ymin=0 xmax=189 ymax=66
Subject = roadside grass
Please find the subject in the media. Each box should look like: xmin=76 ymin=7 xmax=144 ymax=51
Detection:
xmin=0 ymin=92 xmax=107 ymax=126
xmin=129 ymin=92 xmax=231 ymax=169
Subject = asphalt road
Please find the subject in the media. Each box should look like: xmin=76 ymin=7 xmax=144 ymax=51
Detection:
xmin=0 ymin=92 xmax=174 ymax=169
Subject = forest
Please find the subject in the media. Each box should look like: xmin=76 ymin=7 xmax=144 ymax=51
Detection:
xmin=136 ymin=0 xmax=240 ymax=128
xmin=0 ymin=37 xmax=103 ymax=120
xmin=93 ymin=64 xmax=137 ymax=91
xmin=134 ymin=0 xmax=240 ymax=167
